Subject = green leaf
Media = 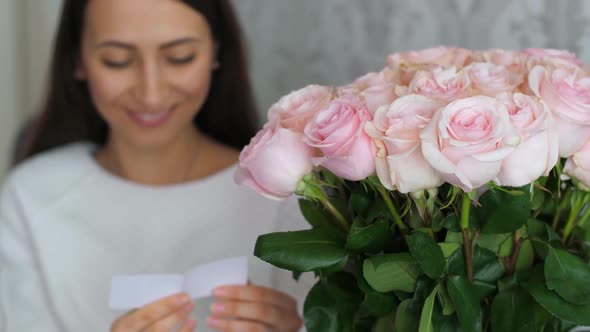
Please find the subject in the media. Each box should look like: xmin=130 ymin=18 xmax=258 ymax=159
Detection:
xmin=544 ymin=224 xmax=561 ymax=242
xmin=571 ymin=225 xmax=590 ymax=245
xmin=408 ymin=232 xmax=446 ymax=279
xmin=446 ymin=245 xmax=505 ymax=283
xmin=498 ymin=234 xmax=514 ymax=257
xmin=431 ymin=305 xmax=462 ymax=332
xmin=537 ymin=318 xmax=577 ymax=332
xmin=409 ymin=276 xmax=435 ymax=311
xmin=444 ymin=231 xmax=463 ymax=244
xmin=318 ymin=254 xmax=349 ymax=277
xmin=522 ymin=265 xmax=590 ymax=326
xmin=408 ymin=205 xmax=426 ymax=230
xmin=353 ymin=318 xmax=374 ymax=332
xmin=476 ymin=233 xmax=512 ymax=257
xmin=445 ymin=248 xmax=464 ymax=276
xmin=557 ymin=320 xmax=577 ymax=332
xmin=431 ymin=211 xmax=445 ymax=232
xmin=419 ymin=284 xmax=441 ymax=332
xmin=350 ymin=190 xmax=371 ymax=217
xmin=345 ymin=218 xmax=391 ymax=253
xmin=303 ymin=273 xmax=363 ymax=332
xmin=531 ymin=187 xmax=546 ymax=211
xmin=526 ymin=218 xmax=547 ymax=238
xmin=359 ymin=294 xmax=395 ymax=319
xmin=472 ymin=245 xmax=505 ymax=283
xmin=544 ymin=248 xmax=590 ymax=305
xmin=438 ymin=243 xmax=461 ymax=261
xmin=447 ymin=276 xmax=483 ymax=332
xmin=531 ymin=238 xmax=551 ymax=259
xmin=357 ymin=274 xmax=397 ymax=317
xmin=393 ymin=290 xmax=412 ymax=302
xmin=444 ymin=232 xmax=514 ymax=258
xmin=366 ymin=194 xmax=390 ymax=222
xmin=533 ymin=302 xmax=554 ymax=332
xmin=254 ymin=229 xmax=348 ymax=272
xmin=395 ymin=299 xmax=420 ymax=332
xmin=363 ymin=253 xmax=422 ymax=293
xmin=491 ymin=287 xmax=537 ymax=332
xmin=538 ymin=191 xmax=557 ymax=217
xmin=540 ymin=319 xmax=564 ymax=332
xmin=498 ymin=274 xmax=518 ymax=292
xmin=440 ymin=213 xmax=460 ymax=232
xmin=474 ymin=185 xmax=531 ymax=234
xmin=471 ymin=280 xmax=497 ymax=300
xmin=319 ymin=169 xmax=341 ymax=186
xmin=373 ymin=312 xmax=396 ymax=332
xmin=437 ymin=285 xmax=456 ymax=316
xmin=298 ymin=199 xmax=342 ymax=233
xmin=515 ymin=239 xmax=535 ymax=272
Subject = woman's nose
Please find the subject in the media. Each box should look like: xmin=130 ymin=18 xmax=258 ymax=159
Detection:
xmin=134 ymin=63 xmax=168 ymax=110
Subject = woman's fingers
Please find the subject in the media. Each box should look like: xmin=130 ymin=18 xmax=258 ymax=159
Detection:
xmin=206 ymin=316 xmax=269 ymax=332
xmin=177 ymin=318 xmax=198 ymax=332
xmin=213 ymin=285 xmax=297 ymax=311
xmin=210 ymin=301 xmax=284 ymax=327
xmin=210 ymin=285 xmax=302 ymax=332
xmin=111 ymin=293 xmax=192 ymax=331
xmin=143 ymin=302 xmax=195 ymax=331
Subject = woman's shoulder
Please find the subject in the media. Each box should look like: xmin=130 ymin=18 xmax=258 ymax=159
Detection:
xmin=2 ymin=142 xmax=96 ymax=197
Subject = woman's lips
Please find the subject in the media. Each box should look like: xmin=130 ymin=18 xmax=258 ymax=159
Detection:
xmin=128 ymin=108 xmax=174 ymax=127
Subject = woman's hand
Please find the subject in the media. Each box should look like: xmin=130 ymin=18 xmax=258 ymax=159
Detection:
xmin=111 ymin=293 xmax=197 ymax=332
xmin=207 ymin=285 xmax=303 ymax=332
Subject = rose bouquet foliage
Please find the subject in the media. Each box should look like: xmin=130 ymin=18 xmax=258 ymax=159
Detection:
xmin=236 ymin=46 xmax=590 ymax=332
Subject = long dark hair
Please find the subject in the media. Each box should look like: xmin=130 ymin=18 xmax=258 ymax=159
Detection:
xmin=16 ymin=0 xmax=259 ymax=163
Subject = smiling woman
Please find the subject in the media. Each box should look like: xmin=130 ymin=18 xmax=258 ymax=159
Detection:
xmin=0 ymin=1 xmax=307 ymax=331
xmin=17 ymin=0 xmax=260 ymax=184
xmin=75 ymin=0 xmax=220 ymax=184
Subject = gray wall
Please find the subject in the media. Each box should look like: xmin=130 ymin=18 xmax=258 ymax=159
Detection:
xmin=235 ymin=0 xmax=590 ymax=112
xmin=1 ymin=0 xmax=589 ymax=177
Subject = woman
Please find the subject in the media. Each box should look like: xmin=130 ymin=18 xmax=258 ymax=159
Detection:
xmin=0 ymin=0 xmax=306 ymax=331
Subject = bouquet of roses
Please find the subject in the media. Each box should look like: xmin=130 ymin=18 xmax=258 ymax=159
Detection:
xmin=236 ymin=46 xmax=590 ymax=332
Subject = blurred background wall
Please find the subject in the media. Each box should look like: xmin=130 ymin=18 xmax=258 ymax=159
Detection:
xmin=1 ymin=0 xmax=589 ymax=178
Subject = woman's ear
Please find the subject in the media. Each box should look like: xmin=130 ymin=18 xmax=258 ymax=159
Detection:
xmin=74 ymin=59 xmax=87 ymax=80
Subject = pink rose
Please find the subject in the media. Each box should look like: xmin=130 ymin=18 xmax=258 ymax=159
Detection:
xmin=387 ymin=47 xmax=472 ymax=86
xmin=529 ymin=65 xmax=590 ymax=157
xmin=474 ymin=49 xmax=529 ymax=69
xmin=387 ymin=46 xmax=472 ymax=68
xmin=338 ymin=68 xmax=398 ymax=114
xmin=304 ymin=95 xmax=376 ymax=181
xmin=495 ymin=93 xmax=559 ymax=186
xmin=405 ymin=67 xmax=472 ymax=103
xmin=235 ymin=127 xmax=314 ymax=200
xmin=365 ymin=95 xmax=443 ymax=193
xmin=524 ymin=48 xmax=584 ymax=68
xmin=420 ymin=96 xmax=520 ymax=192
xmin=564 ymin=140 xmax=590 ymax=189
xmin=466 ymin=62 xmax=524 ymax=97
xmin=267 ymin=85 xmax=334 ymax=132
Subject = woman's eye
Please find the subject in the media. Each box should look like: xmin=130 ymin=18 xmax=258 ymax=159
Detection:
xmin=102 ymin=59 xmax=132 ymax=69
xmin=168 ymin=54 xmax=196 ymax=65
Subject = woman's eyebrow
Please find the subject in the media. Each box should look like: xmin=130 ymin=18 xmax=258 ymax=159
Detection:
xmin=95 ymin=40 xmax=134 ymax=50
xmin=160 ymin=37 xmax=202 ymax=49
xmin=95 ymin=37 xmax=201 ymax=50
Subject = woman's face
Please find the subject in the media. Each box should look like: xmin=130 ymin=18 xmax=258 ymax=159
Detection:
xmin=78 ymin=0 xmax=216 ymax=148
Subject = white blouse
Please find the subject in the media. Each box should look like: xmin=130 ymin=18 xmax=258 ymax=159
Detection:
xmin=0 ymin=143 xmax=313 ymax=331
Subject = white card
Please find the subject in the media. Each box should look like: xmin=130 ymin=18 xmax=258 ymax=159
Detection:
xmin=109 ymin=256 xmax=248 ymax=310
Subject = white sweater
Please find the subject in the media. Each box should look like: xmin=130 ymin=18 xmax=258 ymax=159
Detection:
xmin=0 ymin=143 xmax=313 ymax=332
